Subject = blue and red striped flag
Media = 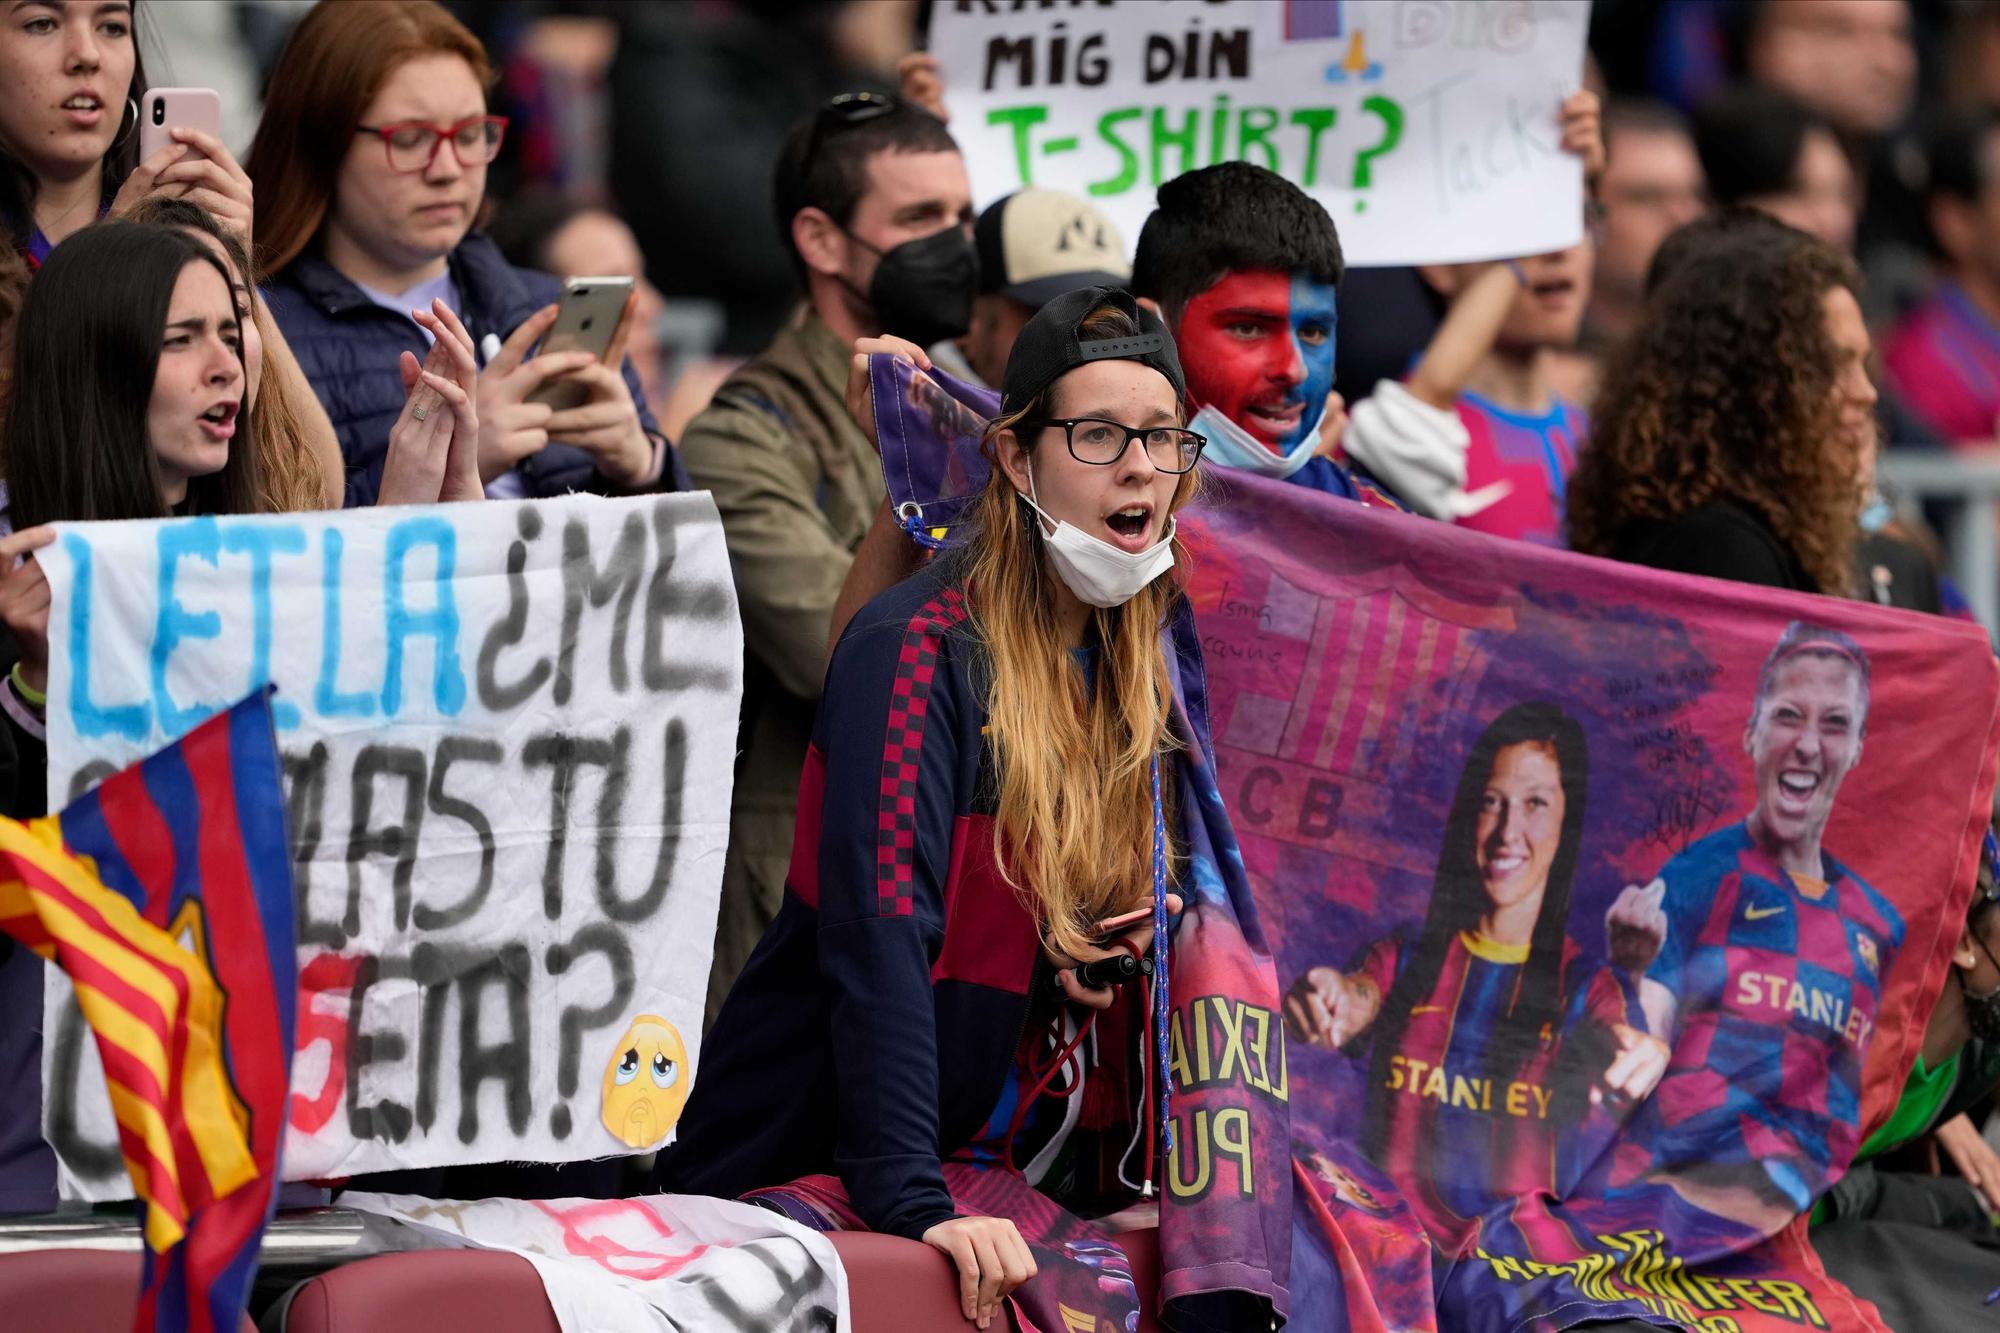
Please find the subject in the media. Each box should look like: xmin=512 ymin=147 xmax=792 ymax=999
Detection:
xmin=0 ymin=688 xmax=296 ymax=1333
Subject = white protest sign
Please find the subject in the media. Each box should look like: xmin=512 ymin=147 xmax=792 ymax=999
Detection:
xmin=930 ymin=0 xmax=1591 ymax=265
xmin=40 ymin=493 xmax=742 ymax=1195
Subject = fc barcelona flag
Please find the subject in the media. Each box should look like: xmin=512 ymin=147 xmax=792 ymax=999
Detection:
xmin=0 ymin=689 xmax=296 ymax=1333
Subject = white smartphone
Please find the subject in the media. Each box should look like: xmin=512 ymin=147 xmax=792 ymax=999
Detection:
xmin=527 ymin=275 xmax=636 ymax=411
xmin=138 ymin=87 xmax=222 ymax=161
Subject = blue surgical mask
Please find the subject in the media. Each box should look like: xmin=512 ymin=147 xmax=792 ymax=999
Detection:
xmin=1188 ymin=402 xmax=1327 ymax=479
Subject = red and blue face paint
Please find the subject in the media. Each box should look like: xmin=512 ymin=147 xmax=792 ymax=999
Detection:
xmin=1178 ymin=270 xmax=1338 ymax=452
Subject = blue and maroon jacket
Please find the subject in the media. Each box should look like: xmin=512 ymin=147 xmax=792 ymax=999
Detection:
xmin=659 ymin=565 xmax=1064 ymax=1239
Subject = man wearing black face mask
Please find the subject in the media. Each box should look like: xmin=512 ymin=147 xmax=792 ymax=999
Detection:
xmin=679 ymin=93 xmax=974 ymax=1025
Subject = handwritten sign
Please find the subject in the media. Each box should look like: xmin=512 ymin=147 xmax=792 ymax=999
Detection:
xmin=929 ymin=0 xmax=1591 ymax=265
xmin=40 ymin=494 xmax=743 ymax=1194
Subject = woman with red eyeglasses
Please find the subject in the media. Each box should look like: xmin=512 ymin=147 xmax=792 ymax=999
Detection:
xmin=247 ymin=0 xmax=684 ymax=507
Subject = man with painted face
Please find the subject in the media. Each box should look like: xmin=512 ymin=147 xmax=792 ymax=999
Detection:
xmin=677 ymin=92 xmax=976 ymax=1024
xmin=1127 ymin=162 xmax=1406 ymax=507
xmin=1593 ymin=622 xmax=1904 ymax=1240
xmin=822 ymin=162 xmax=1422 ymax=653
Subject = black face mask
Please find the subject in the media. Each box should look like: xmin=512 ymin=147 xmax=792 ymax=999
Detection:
xmin=1967 ymin=979 xmax=2000 ymax=1044
xmin=1968 ymin=929 xmax=2000 ymax=1043
xmin=845 ymin=226 xmax=977 ymax=347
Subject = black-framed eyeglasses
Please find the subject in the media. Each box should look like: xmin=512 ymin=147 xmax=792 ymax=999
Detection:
xmin=1022 ymin=418 xmax=1206 ymax=474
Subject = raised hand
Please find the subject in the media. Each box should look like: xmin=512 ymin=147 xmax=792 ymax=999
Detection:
xmin=0 ymin=527 xmax=56 ymax=695
xmin=108 ymin=129 xmax=256 ymax=242
xmin=1606 ymin=878 xmax=1667 ymax=975
xmin=897 ymin=52 xmax=949 ymax=122
xmin=151 ymin=128 xmax=255 ymax=241
xmin=1283 ymin=966 xmax=1381 ymax=1050
xmin=538 ymin=290 xmax=658 ymax=488
xmin=1560 ymin=88 xmax=1606 ymax=191
xmin=845 ymin=334 xmax=933 ymax=455
xmin=378 ymin=299 xmax=481 ymax=505
xmin=1313 ymin=390 xmax=1349 ymax=461
xmin=474 ymin=304 xmax=598 ymax=484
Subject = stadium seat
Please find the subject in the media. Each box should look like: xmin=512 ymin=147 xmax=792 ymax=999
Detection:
xmin=268 ymin=1226 xmax=1164 ymax=1331
xmin=829 ymin=1226 xmax=1164 ymax=1332
xmin=0 ymin=1248 xmax=256 ymax=1332
xmin=273 ymin=1249 xmax=559 ymax=1333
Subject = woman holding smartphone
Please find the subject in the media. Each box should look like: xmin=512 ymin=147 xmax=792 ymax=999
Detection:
xmin=0 ymin=0 xmax=257 ymax=400
xmin=246 ymin=0 xmax=681 ymax=505
xmin=662 ymin=287 xmax=1235 ymax=1330
xmin=0 ymin=1 xmax=253 ymax=259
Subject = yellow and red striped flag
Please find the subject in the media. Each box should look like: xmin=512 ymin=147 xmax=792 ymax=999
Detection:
xmin=0 ymin=813 xmax=255 ymax=1254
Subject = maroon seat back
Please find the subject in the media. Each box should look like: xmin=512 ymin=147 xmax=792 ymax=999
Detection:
xmin=828 ymin=1231 xmax=970 ymax=1330
xmin=278 ymin=1250 xmax=559 ymax=1333
xmin=276 ymin=1225 xmax=1165 ymax=1331
xmin=0 ymin=1248 xmax=255 ymax=1332
xmin=828 ymin=1226 xmax=1165 ymax=1333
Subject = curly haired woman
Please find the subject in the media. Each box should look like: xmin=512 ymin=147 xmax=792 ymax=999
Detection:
xmin=1566 ymin=211 xmax=1877 ymax=594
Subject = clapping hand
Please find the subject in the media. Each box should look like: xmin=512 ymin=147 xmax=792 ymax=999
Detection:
xmin=378 ymin=300 xmax=482 ymax=505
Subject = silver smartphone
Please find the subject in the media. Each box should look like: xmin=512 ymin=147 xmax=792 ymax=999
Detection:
xmin=527 ymin=275 xmax=636 ymax=411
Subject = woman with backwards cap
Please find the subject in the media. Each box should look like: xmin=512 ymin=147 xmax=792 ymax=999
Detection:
xmin=660 ymin=287 xmax=1214 ymax=1329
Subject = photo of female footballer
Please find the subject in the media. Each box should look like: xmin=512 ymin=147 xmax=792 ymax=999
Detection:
xmin=1283 ymin=702 xmax=1633 ymax=1242
xmin=1589 ymin=622 xmax=1904 ymax=1244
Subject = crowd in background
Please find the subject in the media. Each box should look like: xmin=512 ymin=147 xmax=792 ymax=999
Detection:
xmin=9 ymin=1 xmax=2000 ymax=450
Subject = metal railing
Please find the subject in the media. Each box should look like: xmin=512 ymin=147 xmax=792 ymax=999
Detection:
xmin=0 ymin=1206 xmax=433 ymax=1277
xmin=1878 ymin=449 xmax=2000 ymax=632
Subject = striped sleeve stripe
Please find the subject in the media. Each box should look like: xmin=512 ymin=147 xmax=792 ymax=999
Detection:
xmin=874 ymin=587 xmax=969 ymax=917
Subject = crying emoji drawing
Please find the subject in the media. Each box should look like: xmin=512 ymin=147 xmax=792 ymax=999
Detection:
xmin=600 ymin=1015 xmax=690 ymax=1149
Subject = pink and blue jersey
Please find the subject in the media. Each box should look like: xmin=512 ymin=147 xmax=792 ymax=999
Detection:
xmin=1613 ymin=822 xmax=1903 ymax=1213
xmin=1454 ymin=391 xmax=1588 ymax=548
xmin=1883 ymin=284 xmax=2000 ymax=446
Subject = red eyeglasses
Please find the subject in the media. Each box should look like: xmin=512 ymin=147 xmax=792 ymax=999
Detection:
xmin=353 ymin=115 xmax=509 ymax=173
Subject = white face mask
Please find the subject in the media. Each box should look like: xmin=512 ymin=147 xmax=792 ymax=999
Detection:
xmin=1187 ymin=402 xmax=1325 ymax=479
xmin=1021 ymin=465 xmax=1176 ymax=609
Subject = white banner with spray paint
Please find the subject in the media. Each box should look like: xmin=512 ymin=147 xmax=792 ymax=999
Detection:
xmin=40 ymin=493 xmax=741 ymax=1195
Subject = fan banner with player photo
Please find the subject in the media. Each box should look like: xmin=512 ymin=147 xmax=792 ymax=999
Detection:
xmin=868 ymin=353 xmax=2000 ymax=1332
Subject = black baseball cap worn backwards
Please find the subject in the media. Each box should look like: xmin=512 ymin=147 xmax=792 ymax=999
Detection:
xmin=1000 ymin=285 xmax=1186 ymax=417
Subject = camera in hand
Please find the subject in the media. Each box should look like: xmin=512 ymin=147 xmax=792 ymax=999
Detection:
xmin=1064 ymin=952 xmax=1154 ymax=992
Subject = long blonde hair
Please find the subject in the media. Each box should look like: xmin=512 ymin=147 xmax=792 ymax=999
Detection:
xmin=962 ymin=302 xmax=1197 ymax=960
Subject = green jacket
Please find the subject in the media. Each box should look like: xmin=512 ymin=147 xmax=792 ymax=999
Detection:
xmin=1813 ymin=1037 xmax=2000 ymax=1224
xmin=678 ymin=310 xmax=885 ymax=1021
